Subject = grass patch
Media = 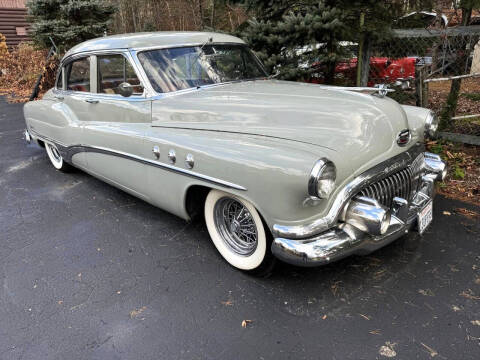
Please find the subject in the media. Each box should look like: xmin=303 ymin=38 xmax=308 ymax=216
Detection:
xmin=461 ymin=93 xmax=480 ymax=102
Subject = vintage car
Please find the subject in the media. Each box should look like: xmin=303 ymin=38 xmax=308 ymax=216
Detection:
xmin=24 ymin=32 xmax=446 ymax=275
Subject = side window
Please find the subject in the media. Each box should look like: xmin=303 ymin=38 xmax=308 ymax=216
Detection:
xmin=66 ymin=57 xmax=90 ymax=92
xmin=97 ymin=54 xmax=142 ymax=95
xmin=56 ymin=68 xmax=63 ymax=90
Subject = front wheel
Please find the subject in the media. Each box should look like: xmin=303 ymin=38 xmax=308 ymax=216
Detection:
xmin=204 ymin=189 xmax=275 ymax=276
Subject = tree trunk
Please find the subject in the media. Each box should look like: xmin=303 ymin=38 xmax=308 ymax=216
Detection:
xmin=325 ymin=34 xmax=337 ymax=85
xmin=358 ymin=35 xmax=371 ymax=86
xmin=440 ymin=6 xmax=472 ymax=129
xmin=430 ymin=5 xmax=444 ymax=74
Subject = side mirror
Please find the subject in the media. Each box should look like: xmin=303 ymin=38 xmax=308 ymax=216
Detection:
xmin=117 ymin=82 xmax=134 ymax=97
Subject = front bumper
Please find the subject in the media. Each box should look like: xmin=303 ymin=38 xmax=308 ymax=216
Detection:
xmin=271 ymin=150 xmax=446 ymax=267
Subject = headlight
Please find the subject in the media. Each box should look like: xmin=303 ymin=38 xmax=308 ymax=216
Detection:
xmin=308 ymin=159 xmax=336 ymax=199
xmin=425 ymin=111 xmax=439 ymax=138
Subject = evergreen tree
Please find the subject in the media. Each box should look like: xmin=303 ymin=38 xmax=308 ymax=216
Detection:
xmin=235 ymin=0 xmax=433 ymax=84
xmin=27 ymin=0 xmax=116 ymax=52
xmin=238 ymin=0 xmax=349 ymax=82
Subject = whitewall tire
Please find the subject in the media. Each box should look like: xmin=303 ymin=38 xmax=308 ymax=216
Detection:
xmin=45 ymin=142 xmax=72 ymax=172
xmin=204 ymin=189 xmax=275 ymax=274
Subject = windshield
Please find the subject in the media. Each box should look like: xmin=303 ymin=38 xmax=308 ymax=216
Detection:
xmin=138 ymin=44 xmax=267 ymax=93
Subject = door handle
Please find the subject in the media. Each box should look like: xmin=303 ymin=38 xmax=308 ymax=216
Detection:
xmin=85 ymin=98 xmax=99 ymax=104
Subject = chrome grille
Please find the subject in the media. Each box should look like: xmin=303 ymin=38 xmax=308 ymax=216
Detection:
xmin=358 ymin=153 xmax=424 ymax=208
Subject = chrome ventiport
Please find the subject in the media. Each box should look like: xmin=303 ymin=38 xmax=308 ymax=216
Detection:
xmin=152 ymin=145 xmax=160 ymax=159
xmin=24 ymin=129 xmax=31 ymax=144
xmin=344 ymin=196 xmax=391 ymax=235
xmin=424 ymin=152 xmax=447 ymax=181
xmin=185 ymin=153 xmax=194 ymax=169
xmin=168 ymin=149 xmax=176 ymax=164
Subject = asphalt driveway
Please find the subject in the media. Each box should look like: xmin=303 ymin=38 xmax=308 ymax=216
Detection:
xmin=1 ymin=96 xmax=479 ymax=360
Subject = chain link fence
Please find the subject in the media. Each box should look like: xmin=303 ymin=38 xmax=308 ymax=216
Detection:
xmin=310 ymin=26 xmax=480 ymax=129
xmin=372 ymin=26 xmax=480 ymax=133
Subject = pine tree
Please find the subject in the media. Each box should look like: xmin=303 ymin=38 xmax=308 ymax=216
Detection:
xmin=235 ymin=0 xmax=434 ymax=84
xmin=238 ymin=0 xmax=349 ymax=82
xmin=27 ymin=0 xmax=116 ymax=52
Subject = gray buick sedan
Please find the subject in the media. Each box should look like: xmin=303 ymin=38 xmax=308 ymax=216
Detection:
xmin=24 ymin=32 xmax=446 ymax=275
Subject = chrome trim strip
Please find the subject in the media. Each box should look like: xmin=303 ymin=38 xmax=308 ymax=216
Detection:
xmin=31 ymin=131 xmax=247 ymax=192
xmin=272 ymin=143 xmax=424 ymax=239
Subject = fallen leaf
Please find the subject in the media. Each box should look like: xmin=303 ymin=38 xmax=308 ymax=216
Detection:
xmin=221 ymin=300 xmax=233 ymax=306
xmin=452 ymin=305 xmax=461 ymax=312
xmin=322 ymin=314 xmax=327 ymax=320
xmin=471 ymin=320 xmax=480 ymax=326
xmin=455 ymin=207 xmax=480 ymax=219
xmin=442 ymin=211 xmax=451 ymax=216
xmin=460 ymin=289 xmax=480 ymax=300
xmin=369 ymin=329 xmax=381 ymax=335
xmin=420 ymin=342 xmax=438 ymax=357
xmin=129 ymin=306 xmax=147 ymax=319
xmin=116 ymin=290 xmax=121 ymax=294
xmin=379 ymin=342 xmax=397 ymax=358
xmin=359 ymin=314 xmax=370 ymax=320
xmin=241 ymin=319 xmax=252 ymax=328
xmin=418 ymin=289 xmax=435 ymax=297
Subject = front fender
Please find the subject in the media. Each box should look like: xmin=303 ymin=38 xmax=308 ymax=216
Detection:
xmin=144 ymin=127 xmax=352 ymax=231
xmin=402 ymin=105 xmax=430 ymax=142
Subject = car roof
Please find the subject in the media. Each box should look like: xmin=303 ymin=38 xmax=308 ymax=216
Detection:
xmin=63 ymin=31 xmax=245 ymax=59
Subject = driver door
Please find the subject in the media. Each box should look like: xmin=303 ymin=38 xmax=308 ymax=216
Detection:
xmin=75 ymin=52 xmax=151 ymax=200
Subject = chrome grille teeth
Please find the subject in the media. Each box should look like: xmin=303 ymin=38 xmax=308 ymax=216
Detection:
xmin=356 ymin=153 xmax=423 ymax=208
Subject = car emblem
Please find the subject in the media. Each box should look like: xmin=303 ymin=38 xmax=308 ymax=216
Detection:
xmin=396 ymin=129 xmax=411 ymax=147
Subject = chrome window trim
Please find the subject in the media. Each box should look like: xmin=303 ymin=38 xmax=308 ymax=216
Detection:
xmin=59 ymin=44 xmax=268 ymax=100
xmin=61 ymin=54 xmax=94 ymax=94
xmin=95 ymin=51 xmax=148 ymax=98
xmin=59 ymin=50 xmax=150 ymax=99
xmin=90 ymin=55 xmax=98 ymax=93
xmin=30 ymin=130 xmax=247 ymax=192
xmin=273 ymin=143 xmax=425 ymax=239
xmin=131 ymin=43 xmax=268 ymax=97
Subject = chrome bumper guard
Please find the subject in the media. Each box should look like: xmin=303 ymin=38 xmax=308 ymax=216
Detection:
xmin=271 ymin=151 xmax=446 ymax=267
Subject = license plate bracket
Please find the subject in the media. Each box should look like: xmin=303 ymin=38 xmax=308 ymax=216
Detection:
xmin=417 ymin=200 xmax=433 ymax=235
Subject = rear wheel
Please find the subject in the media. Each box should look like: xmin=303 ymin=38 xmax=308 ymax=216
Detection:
xmin=45 ymin=142 xmax=73 ymax=172
xmin=204 ymin=189 xmax=275 ymax=276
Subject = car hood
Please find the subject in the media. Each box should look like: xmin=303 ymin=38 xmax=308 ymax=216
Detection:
xmin=151 ymin=80 xmax=411 ymax=168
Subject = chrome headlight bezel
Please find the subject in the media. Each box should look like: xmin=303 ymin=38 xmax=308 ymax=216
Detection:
xmin=308 ymin=159 xmax=336 ymax=199
xmin=425 ymin=111 xmax=439 ymax=138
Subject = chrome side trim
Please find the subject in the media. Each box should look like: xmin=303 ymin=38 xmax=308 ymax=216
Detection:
xmin=31 ymin=131 xmax=247 ymax=192
xmin=272 ymin=143 xmax=424 ymax=239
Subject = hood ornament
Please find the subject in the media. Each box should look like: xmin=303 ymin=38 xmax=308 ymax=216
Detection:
xmin=396 ymin=129 xmax=411 ymax=147
xmin=373 ymin=84 xmax=390 ymax=97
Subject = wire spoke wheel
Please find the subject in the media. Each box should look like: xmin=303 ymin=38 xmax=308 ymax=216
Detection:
xmin=214 ymin=197 xmax=258 ymax=256
xmin=205 ymin=189 xmax=273 ymax=274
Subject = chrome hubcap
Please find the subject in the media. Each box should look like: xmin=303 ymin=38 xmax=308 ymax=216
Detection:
xmin=213 ymin=197 xmax=258 ymax=256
